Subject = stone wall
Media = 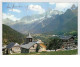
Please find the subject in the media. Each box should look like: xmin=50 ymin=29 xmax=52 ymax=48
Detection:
xmin=29 ymin=44 xmax=37 ymax=53
xmin=12 ymin=46 xmax=21 ymax=53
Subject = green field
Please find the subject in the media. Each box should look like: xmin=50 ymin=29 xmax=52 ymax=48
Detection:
xmin=10 ymin=49 xmax=77 ymax=55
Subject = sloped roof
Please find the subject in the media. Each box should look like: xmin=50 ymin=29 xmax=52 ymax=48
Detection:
xmin=6 ymin=42 xmax=15 ymax=49
xmin=39 ymin=43 xmax=46 ymax=48
xmin=6 ymin=42 xmax=20 ymax=48
xmin=20 ymin=42 xmax=36 ymax=49
xmin=14 ymin=43 xmax=19 ymax=46
xmin=27 ymin=33 xmax=32 ymax=38
xmin=36 ymin=40 xmax=46 ymax=48
xmin=36 ymin=40 xmax=43 ymax=43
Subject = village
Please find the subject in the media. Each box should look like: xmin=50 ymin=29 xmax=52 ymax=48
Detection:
xmin=2 ymin=3 xmax=78 ymax=55
xmin=2 ymin=33 xmax=77 ymax=55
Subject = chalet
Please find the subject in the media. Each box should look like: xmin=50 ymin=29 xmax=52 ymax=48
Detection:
xmin=6 ymin=42 xmax=21 ymax=54
xmin=59 ymin=35 xmax=76 ymax=50
xmin=20 ymin=33 xmax=46 ymax=53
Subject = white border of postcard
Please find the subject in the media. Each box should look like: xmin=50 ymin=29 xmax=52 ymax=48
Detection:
xmin=0 ymin=0 xmax=79 ymax=55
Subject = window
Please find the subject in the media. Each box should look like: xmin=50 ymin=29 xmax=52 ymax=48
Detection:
xmin=29 ymin=39 xmax=32 ymax=42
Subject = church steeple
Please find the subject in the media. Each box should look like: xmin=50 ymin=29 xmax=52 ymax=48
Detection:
xmin=27 ymin=33 xmax=32 ymax=38
xmin=26 ymin=33 xmax=32 ymax=44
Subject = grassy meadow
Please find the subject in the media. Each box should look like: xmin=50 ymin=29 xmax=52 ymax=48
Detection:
xmin=10 ymin=49 xmax=77 ymax=55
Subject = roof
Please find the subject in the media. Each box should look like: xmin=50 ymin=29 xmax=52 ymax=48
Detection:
xmin=6 ymin=42 xmax=20 ymax=49
xmin=6 ymin=42 xmax=15 ymax=49
xmin=36 ymin=40 xmax=43 ymax=43
xmin=27 ymin=33 xmax=32 ymax=38
xmin=14 ymin=43 xmax=19 ymax=46
xmin=59 ymin=35 xmax=74 ymax=40
xmin=20 ymin=42 xmax=36 ymax=49
xmin=36 ymin=40 xmax=46 ymax=48
xmin=39 ymin=43 xmax=46 ymax=48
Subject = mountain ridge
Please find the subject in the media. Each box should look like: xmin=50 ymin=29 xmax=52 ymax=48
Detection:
xmin=3 ymin=5 xmax=78 ymax=35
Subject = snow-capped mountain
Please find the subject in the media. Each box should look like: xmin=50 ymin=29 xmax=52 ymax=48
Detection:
xmin=3 ymin=5 xmax=77 ymax=34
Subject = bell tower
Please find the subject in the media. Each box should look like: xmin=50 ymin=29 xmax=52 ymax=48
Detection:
xmin=26 ymin=33 xmax=32 ymax=44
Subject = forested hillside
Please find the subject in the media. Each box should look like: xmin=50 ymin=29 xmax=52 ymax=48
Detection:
xmin=3 ymin=24 xmax=25 ymax=45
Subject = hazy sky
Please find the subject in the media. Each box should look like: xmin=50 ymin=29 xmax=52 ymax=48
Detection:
xmin=2 ymin=2 xmax=78 ymax=21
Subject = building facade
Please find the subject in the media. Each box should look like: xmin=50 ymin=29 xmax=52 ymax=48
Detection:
xmin=6 ymin=42 xmax=21 ymax=54
xmin=21 ymin=33 xmax=46 ymax=53
xmin=59 ymin=36 xmax=77 ymax=50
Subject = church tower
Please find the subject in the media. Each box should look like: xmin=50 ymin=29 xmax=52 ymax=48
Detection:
xmin=26 ymin=33 xmax=32 ymax=44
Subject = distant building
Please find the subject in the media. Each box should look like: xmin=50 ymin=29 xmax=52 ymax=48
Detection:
xmin=6 ymin=42 xmax=21 ymax=54
xmin=59 ymin=35 xmax=77 ymax=50
xmin=36 ymin=40 xmax=46 ymax=52
xmin=20 ymin=33 xmax=46 ymax=53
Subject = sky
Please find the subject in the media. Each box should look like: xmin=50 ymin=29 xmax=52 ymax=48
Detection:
xmin=2 ymin=2 xmax=78 ymax=21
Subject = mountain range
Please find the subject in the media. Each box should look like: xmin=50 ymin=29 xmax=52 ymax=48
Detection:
xmin=3 ymin=4 xmax=78 ymax=35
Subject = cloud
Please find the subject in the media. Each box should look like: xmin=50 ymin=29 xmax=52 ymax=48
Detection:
xmin=3 ymin=13 xmax=20 ymax=21
xmin=9 ymin=9 xmax=21 ymax=13
xmin=54 ymin=3 xmax=77 ymax=11
xmin=28 ymin=4 xmax=45 ymax=14
xmin=49 ymin=2 xmax=55 ymax=5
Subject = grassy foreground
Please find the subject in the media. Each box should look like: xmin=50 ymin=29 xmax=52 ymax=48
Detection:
xmin=10 ymin=49 xmax=78 ymax=55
